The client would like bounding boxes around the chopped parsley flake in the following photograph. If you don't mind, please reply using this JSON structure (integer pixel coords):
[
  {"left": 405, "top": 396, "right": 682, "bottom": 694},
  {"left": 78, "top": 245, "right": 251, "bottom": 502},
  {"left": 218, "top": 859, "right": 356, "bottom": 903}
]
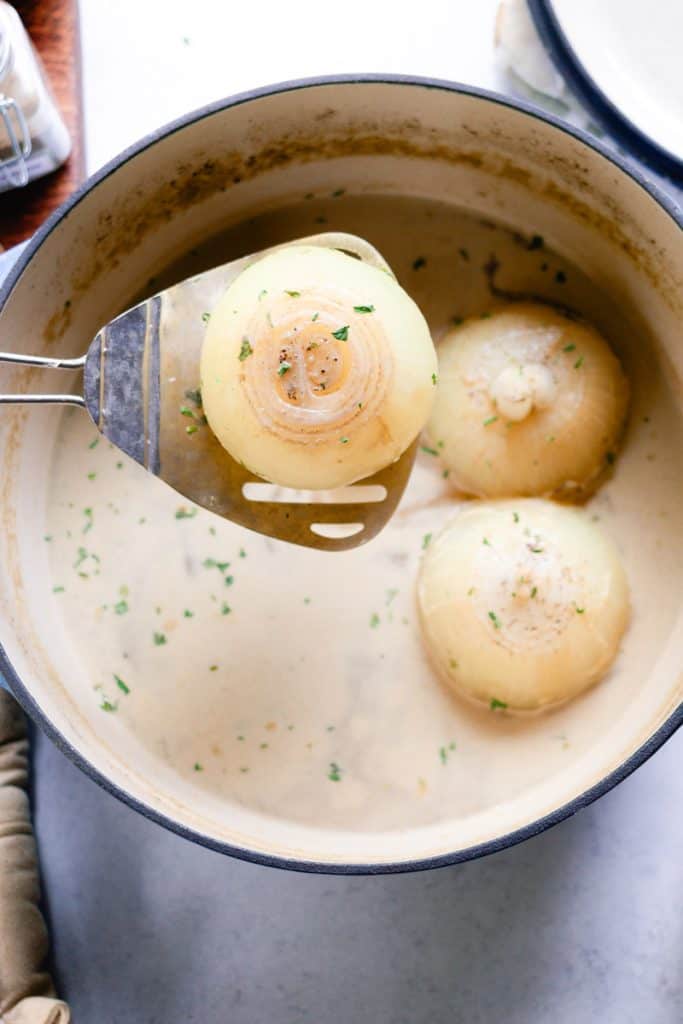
[
  {"left": 277, "top": 361, "right": 292, "bottom": 376},
  {"left": 311, "top": 312, "right": 320, "bottom": 321},
  {"left": 490, "top": 697, "right": 508, "bottom": 710},
  {"left": 483, "top": 415, "right": 498, "bottom": 426},
  {"left": 422, "top": 533, "right": 432, "bottom": 550},
  {"left": 528, "top": 544, "right": 544, "bottom": 554},
  {"left": 179, "top": 405, "right": 194, "bottom": 417},
  {"left": 449, "top": 658, "right": 458, "bottom": 669},
  {"left": 370, "top": 612, "right": 380, "bottom": 628},
  {"left": 183, "top": 609, "right": 194, "bottom": 618},
  {"left": 209, "top": 665, "right": 218, "bottom": 672},
  {"left": 82, "top": 508, "right": 93, "bottom": 534},
  {"left": 114, "top": 674, "right": 130, "bottom": 694},
  {"left": 239, "top": 548, "right": 246, "bottom": 558},
  {"left": 224, "top": 575, "right": 234, "bottom": 587},
  {"left": 339, "top": 436, "right": 349, "bottom": 445},
  {"left": 194, "top": 762, "right": 203, "bottom": 771},
  {"left": 201, "top": 312, "right": 211, "bottom": 324},
  {"left": 421, "top": 445, "right": 439, "bottom": 456},
  {"left": 221, "top": 602, "right": 231, "bottom": 615},
  {"left": 439, "top": 746, "right": 448, "bottom": 765},
  {"left": 175, "top": 506, "right": 197, "bottom": 519},
  {"left": 88, "top": 438, "right": 99, "bottom": 449},
  {"left": 513, "top": 512, "right": 519, "bottom": 523},
  {"left": 332, "top": 325, "right": 349, "bottom": 341},
  {"left": 531, "top": 586, "right": 538, "bottom": 599},
  {"left": 385, "top": 588, "right": 399, "bottom": 606},
  {"left": 100, "top": 698, "right": 118, "bottom": 712},
  {"left": 203, "top": 558, "right": 230, "bottom": 572},
  {"left": 186, "top": 424, "right": 199, "bottom": 435},
  {"left": 153, "top": 632, "right": 167, "bottom": 646},
  {"left": 328, "top": 762, "right": 342, "bottom": 782},
  {"left": 432, "top": 372, "right": 438, "bottom": 386},
  {"left": 87, "top": 472, "right": 96, "bottom": 481},
  {"left": 563, "top": 343, "right": 576, "bottom": 352},
  {"left": 353, "top": 305, "right": 375, "bottom": 314},
  {"left": 114, "top": 600, "right": 129, "bottom": 615},
  {"left": 238, "top": 338, "right": 253, "bottom": 361},
  {"left": 574, "top": 356, "right": 584, "bottom": 369},
  {"left": 482, "top": 537, "right": 491, "bottom": 546},
  {"left": 575, "top": 605, "right": 585, "bottom": 614},
  {"left": 488, "top": 610, "right": 501, "bottom": 629},
  {"left": 52, "top": 585, "right": 65, "bottom": 594},
  {"left": 285, "top": 290, "right": 301, "bottom": 297},
  {"left": 258, "top": 289, "right": 268, "bottom": 300}
]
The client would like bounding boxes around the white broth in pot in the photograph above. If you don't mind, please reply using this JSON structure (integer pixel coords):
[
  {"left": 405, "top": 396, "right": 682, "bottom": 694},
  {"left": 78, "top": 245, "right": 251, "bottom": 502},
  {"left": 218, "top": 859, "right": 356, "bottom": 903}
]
[{"left": 44, "top": 194, "right": 683, "bottom": 832}]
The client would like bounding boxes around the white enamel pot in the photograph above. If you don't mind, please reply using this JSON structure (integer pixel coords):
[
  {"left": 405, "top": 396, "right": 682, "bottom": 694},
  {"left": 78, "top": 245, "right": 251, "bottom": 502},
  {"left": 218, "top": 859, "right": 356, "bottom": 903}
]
[{"left": 1, "top": 76, "right": 681, "bottom": 873}]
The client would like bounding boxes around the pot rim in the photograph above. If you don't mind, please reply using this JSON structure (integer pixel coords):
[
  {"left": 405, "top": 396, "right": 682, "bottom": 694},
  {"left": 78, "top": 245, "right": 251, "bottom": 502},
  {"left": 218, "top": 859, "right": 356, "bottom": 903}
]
[{"left": 2, "top": 73, "right": 682, "bottom": 875}]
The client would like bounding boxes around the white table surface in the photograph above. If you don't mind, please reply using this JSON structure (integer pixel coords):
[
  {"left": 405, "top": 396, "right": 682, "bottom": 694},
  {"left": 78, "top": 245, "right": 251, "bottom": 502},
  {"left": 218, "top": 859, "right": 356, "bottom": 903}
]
[{"left": 31, "top": 2, "right": 683, "bottom": 1021}]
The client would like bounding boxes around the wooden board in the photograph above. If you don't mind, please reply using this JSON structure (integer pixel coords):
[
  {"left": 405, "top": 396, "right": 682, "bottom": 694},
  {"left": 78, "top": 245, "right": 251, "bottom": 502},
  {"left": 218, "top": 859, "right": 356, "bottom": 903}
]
[{"left": 0, "top": 0, "right": 84, "bottom": 249}]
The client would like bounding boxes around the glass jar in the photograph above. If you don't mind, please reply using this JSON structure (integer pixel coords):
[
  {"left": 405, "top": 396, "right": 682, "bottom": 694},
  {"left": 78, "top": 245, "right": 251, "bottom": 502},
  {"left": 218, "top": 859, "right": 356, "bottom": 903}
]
[{"left": 0, "top": 1, "right": 70, "bottom": 192}]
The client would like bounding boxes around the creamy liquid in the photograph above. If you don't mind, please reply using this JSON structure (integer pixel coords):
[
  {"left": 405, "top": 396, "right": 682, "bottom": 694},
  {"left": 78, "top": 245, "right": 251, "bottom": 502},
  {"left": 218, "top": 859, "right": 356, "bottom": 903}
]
[{"left": 46, "top": 195, "right": 683, "bottom": 832}]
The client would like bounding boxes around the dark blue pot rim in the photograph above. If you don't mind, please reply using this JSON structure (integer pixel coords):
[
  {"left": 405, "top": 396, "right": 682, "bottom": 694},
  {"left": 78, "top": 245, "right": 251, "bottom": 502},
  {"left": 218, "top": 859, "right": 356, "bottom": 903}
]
[
  {"left": 1, "top": 73, "right": 682, "bottom": 875},
  {"left": 528, "top": 0, "right": 683, "bottom": 182}
]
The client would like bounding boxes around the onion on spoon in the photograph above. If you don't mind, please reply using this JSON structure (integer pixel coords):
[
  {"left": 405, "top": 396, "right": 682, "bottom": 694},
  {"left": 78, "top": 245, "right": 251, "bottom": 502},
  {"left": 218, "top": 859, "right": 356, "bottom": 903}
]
[{"left": 200, "top": 245, "right": 437, "bottom": 489}]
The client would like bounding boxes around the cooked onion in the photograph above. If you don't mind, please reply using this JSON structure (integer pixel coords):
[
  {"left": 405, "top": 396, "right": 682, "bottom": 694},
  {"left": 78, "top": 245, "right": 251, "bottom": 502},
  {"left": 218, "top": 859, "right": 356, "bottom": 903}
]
[
  {"left": 417, "top": 499, "right": 630, "bottom": 711},
  {"left": 200, "top": 245, "right": 437, "bottom": 489},
  {"left": 428, "top": 303, "right": 630, "bottom": 498}
]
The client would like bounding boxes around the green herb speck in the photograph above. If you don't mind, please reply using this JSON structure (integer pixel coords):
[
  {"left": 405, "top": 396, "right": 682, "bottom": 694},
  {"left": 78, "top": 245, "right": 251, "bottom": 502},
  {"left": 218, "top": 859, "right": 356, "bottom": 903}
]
[
  {"left": 114, "top": 600, "right": 128, "bottom": 615},
  {"left": 575, "top": 605, "right": 585, "bottom": 614},
  {"left": 421, "top": 445, "right": 439, "bottom": 456},
  {"left": 221, "top": 602, "right": 231, "bottom": 615},
  {"left": 183, "top": 609, "right": 194, "bottom": 618},
  {"left": 52, "top": 585, "right": 65, "bottom": 594},
  {"left": 328, "top": 762, "right": 342, "bottom": 781},
  {"left": 153, "top": 632, "right": 167, "bottom": 646},
  {"left": 483, "top": 415, "right": 498, "bottom": 426},
  {"left": 239, "top": 547, "right": 246, "bottom": 558},
  {"left": 488, "top": 610, "right": 501, "bottom": 629},
  {"left": 354, "top": 305, "right": 375, "bottom": 314},
  {"left": 339, "top": 436, "right": 349, "bottom": 445},
  {"left": 201, "top": 312, "right": 211, "bottom": 324},
  {"left": 87, "top": 472, "right": 96, "bottom": 481},
  {"left": 238, "top": 337, "right": 253, "bottom": 361},
  {"left": 209, "top": 664, "right": 218, "bottom": 672},
  {"left": 114, "top": 674, "right": 130, "bottom": 694},
  {"left": 100, "top": 698, "right": 118, "bottom": 712},
  {"left": 311, "top": 312, "right": 320, "bottom": 321},
  {"left": 563, "top": 343, "right": 576, "bottom": 352},
  {"left": 88, "top": 438, "right": 99, "bottom": 449},
  {"left": 513, "top": 512, "right": 520, "bottom": 523},
  {"left": 422, "top": 533, "right": 432, "bottom": 550},
  {"left": 285, "top": 290, "right": 301, "bottom": 297},
  {"left": 277, "top": 361, "right": 292, "bottom": 376},
  {"left": 332, "top": 325, "right": 349, "bottom": 341},
  {"left": 370, "top": 613, "right": 380, "bottom": 629},
  {"left": 175, "top": 506, "right": 197, "bottom": 519},
  {"left": 186, "top": 424, "right": 199, "bottom": 435},
  {"left": 490, "top": 697, "right": 508, "bottom": 710}
]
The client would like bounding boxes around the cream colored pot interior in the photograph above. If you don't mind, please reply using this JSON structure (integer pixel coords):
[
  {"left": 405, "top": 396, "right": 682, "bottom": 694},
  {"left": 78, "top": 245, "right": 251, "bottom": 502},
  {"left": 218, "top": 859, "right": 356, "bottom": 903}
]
[{"left": 1, "top": 81, "right": 681, "bottom": 868}]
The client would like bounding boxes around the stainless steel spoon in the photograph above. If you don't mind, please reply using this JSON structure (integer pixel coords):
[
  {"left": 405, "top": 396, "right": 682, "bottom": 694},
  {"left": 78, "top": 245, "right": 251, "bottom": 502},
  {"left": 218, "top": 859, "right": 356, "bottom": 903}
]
[{"left": 0, "top": 233, "right": 417, "bottom": 552}]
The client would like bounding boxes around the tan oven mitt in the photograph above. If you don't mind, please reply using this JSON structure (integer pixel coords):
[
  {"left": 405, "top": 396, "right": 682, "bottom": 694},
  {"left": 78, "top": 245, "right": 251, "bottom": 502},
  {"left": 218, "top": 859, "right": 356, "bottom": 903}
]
[{"left": 0, "top": 690, "right": 69, "bottom": 1024}]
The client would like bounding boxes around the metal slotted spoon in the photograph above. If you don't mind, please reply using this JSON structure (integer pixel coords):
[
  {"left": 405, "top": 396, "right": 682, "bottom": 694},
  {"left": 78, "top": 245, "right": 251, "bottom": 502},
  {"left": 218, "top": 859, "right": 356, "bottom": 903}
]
[{"left": 0, "top": 233, "right": 417, "bottom": 552}]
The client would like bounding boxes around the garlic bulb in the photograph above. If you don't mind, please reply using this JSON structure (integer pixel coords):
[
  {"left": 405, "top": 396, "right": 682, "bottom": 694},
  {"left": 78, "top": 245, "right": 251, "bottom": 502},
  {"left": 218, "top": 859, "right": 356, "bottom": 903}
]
[
  {"left": 428, "top": 303, "right": 629, "bottom": 498},
  {"left": 417, "top": 499, "right": 629, "bottom": 711},
  {"left": 200, "top": 245, "right": 437, "bottom": 489}
]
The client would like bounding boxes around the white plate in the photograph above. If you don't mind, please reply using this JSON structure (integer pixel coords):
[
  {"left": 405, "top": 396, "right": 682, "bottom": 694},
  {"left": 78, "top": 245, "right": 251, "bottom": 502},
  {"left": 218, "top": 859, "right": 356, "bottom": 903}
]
[{"left": 529, "top": 0, "right": 683, "bottom": 175}]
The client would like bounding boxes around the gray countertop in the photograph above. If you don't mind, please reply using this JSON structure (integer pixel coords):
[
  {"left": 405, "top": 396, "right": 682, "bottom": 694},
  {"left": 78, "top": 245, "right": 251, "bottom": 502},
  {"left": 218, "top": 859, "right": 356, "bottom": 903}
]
[{"left": 34, "top": 723, "right": 682, "bottom": 1023}]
